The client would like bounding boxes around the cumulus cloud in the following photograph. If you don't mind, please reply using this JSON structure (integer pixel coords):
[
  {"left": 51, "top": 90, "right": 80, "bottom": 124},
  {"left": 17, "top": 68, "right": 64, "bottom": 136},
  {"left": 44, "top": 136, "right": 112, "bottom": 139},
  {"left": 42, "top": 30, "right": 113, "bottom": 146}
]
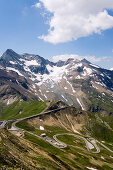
[
  {"left": 37, "top": 0, "right": 113, "bottom": 44},
  {"left": 52, "top": 54, "right": 110, "bottom": 63},
  {"left": 110, "top": 68, "right": 113, "bottom": 71},
  {"left": 85, "top": 56, "right": 110, "bottom": 63},
  {"left": 53, "top": 54, "right": 81, "bottom": 62},
  {"left": 32, "top": 3, "right": 41, "bottom": 8}
]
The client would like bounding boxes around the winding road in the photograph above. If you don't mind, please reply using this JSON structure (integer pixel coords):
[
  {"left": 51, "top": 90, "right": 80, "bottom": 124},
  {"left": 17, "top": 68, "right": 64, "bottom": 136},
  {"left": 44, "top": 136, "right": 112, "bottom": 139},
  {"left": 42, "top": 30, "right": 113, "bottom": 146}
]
[
  {"left": 1, "top": 106, "right": 113, "bottom": 154},
  {"left": 53, "top": 133, "right": 100, "bottom": 153}
]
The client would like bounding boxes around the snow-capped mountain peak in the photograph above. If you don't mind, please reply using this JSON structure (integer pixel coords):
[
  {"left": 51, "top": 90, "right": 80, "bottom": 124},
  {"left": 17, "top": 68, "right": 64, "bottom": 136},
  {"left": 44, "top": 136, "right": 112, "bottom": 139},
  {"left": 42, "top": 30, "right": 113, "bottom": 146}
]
[{"left": 0, "top": 49, "right": 113, "bottom": 110}]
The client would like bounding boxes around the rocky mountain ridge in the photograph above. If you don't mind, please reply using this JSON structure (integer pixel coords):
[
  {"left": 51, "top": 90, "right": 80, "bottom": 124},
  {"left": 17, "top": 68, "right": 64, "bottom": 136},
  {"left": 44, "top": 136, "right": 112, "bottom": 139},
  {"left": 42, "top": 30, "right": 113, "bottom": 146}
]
[{"left": 0, "top": 49, "right": 113, "bottom": 113}]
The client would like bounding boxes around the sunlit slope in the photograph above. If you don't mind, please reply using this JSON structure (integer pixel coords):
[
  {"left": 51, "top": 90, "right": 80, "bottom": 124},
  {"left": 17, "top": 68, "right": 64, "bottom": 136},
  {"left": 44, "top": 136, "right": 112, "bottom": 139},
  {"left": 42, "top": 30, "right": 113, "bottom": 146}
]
[{"left": 0, "top": 100, "right": 47, "bottom": 120}]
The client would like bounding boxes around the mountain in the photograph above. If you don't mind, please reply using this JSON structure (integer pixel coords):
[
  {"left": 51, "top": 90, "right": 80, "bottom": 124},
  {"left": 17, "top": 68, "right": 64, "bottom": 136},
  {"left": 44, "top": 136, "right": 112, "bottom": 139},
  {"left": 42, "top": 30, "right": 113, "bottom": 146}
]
[
  {"left": 81, "top": 58, "right": 91, "bottom": 64},
  {"left": 0, "top": 50, "right": 113, "bottom": 169},
  {"left": 0, "top": 49, "right": 113, "bottom": 114},
  {"left": 0, "top": 68, "right": 38, "bottom": 105}
]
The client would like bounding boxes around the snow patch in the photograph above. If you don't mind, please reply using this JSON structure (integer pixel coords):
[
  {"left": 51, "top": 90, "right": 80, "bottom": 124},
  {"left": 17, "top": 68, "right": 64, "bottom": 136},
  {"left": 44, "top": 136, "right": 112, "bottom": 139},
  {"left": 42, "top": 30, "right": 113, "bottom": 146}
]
[
  {"left": 77, "top": 98, "right": 85, "bottom": 110},
  {"left": 25, "top": 60, "right": 40, "bottom": 66},
  {"left": 107, "top": 75, "right": 111, "bottom": 79},
  {"left": 32, "top": 84, "right": 36, "bottom": 89},
  {"left": 95, "top": 81, "right": 106, "bottom": 87},
  {"left": 19, "top": 58, "right": 25, "bottom": 62},
  {"left": 36, "top": 64, "right": 69, "bottom": 87},
  {"left": 10, "top": 61, "right": 17, "bottom": 65},
  {"left": 90, "top": 64, "right": 100, "bottom": 68},
  {"left": 7, "top": 100, "right": 10, "bottom": 105},
  {"left": 39, "top": 89, "right": 43, "bottom": 96},
  {"left": 82, "top": 66, "right": 92, "bottom": 76},
  {"left": 63, "top": 76, "right": 76, "bottom": 93},
  {"left": 100, "top": 73, "right": 104, "bottom": 77},
  {"left": 44, "top": 94, "right": 47, "bottom": 99},
  {"left": 61, "top": 95, "right": 68, "bottom": 102},
  {"left": 69, "top": 63, "right": 83, "bottom": 71},
  {"left": 92, "top": 84, "right": 98, "bottom": 90},
  {"left": 6, "top": 67, "right": 23, "bottom": 76},
  {"left": 76, "top": 75, "right": 81, "bottom": 79},
  {"left": 38, "top": 96, "right": 44, "bottom": 101}
]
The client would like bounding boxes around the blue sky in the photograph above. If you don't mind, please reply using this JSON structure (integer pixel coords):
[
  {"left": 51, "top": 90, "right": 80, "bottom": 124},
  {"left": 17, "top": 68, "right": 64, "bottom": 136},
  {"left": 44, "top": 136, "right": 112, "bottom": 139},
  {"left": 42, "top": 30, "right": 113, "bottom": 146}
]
[{"left": 0, "top": 0, "right": 113, "bottom": 69}]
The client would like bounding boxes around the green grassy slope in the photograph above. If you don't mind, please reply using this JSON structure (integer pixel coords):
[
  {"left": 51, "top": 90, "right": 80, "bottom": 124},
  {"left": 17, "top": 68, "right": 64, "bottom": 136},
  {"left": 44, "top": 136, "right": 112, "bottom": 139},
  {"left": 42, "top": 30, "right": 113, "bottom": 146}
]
[
  {"left": 0, "top": 100, "right": 47, "bottom": 120},
  {"left": 83, "top": 111, "right": 113, "bottom": 143},
  {"left": 0, "top": 129, "right": 61, "bottom": 170}
]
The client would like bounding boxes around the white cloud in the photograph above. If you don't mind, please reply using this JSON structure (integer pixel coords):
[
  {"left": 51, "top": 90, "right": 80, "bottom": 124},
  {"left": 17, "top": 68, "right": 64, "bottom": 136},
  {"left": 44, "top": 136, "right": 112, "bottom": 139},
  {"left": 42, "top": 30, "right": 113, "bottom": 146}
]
[
  {"left": 38, "top": 0, "right": 113, "bottom": 44},
  {"left": 32, "top": 3, "right": 41, "bottom": 8},
  {"left": 53, "top": 54, "right": 81, "bottom": 62},
  {"left": 85, "top": 56, "right": 109, "bottom": 63},
  {"left": 52, "top": 54, "right": 110, "bottom": 63},
  {"left": 110, "top": 68, "right": 113, "bottom": 70}
]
